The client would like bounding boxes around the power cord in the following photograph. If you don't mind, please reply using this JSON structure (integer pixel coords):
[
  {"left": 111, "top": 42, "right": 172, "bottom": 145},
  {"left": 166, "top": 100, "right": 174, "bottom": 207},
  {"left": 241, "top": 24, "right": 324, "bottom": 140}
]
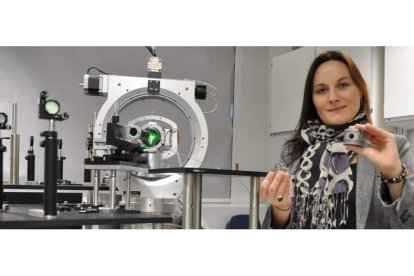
[
  {"left": 86, "top": 66, "right": 109, "bottom": 75},
  {"left": 145, "top": 46, "right": 157, "bottom": 57}
]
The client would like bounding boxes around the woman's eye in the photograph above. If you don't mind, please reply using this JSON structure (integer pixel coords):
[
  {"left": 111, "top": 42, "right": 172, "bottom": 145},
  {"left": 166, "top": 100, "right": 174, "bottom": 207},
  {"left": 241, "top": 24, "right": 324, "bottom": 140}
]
[
  {"left": 315, "top": 87, "right": 327, "bottom": 94},
  {"left": 338, "top": 82, "right": 350, "bottom": 89}
]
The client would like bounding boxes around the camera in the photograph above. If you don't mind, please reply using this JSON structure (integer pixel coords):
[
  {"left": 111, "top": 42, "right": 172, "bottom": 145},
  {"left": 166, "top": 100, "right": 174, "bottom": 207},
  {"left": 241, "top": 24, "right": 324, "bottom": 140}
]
[{"left": 343, "top": 127, "right": 364, "bottom": 146}]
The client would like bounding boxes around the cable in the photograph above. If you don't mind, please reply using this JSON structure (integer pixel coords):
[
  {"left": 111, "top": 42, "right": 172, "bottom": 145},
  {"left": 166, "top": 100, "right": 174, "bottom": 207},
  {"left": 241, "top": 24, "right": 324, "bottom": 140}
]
[
  {"left": 163, "top": 128, "right": 177, "bottom": 145},
  {"left": 145, "top": 46, "right": 153, "bottom": 56},
  {"left": 176, "top": 149, "right": 183, "bottom": 167},
  {"left": 231, "top": 175, "right": 252, "bottom": 194},
  {"left": 203, "top": 97, "right": 218, "bottom": 114},
  {"left": 145, "top": 46, "right": 157, "bottom": 57},
  {"left": 176, "top": 151, "right": 214, "bottom": 168},
  {"left": 86, "top": 66, "right": 109, "bottom": 75}
]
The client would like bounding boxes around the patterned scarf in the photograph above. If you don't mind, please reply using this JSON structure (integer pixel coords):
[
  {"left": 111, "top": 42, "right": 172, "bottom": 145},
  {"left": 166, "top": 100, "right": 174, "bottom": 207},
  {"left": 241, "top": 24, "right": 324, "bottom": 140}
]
[{"left": 291, "top": 108, "right": 367, "bottom": 229}]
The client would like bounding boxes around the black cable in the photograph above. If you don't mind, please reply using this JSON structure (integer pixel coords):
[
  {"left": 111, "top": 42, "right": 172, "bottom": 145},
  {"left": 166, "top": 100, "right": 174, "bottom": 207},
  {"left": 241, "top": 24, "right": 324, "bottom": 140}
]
[
  {"left": 145, "top": 46, "right": 157, "bottom": 57},
  {"left": 145, "top": 46, "right": 153, "bottom": 55},
  {"left": 86, "top": 66, "right": 109, "bottom": 75}
]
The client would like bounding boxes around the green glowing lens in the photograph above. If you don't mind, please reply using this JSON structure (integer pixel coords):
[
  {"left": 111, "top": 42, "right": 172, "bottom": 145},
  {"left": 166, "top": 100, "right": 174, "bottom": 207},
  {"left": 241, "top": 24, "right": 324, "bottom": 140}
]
[
  {"left": 142, "top": 128, "right": 161, "bottom": 147},
  {"left": 45, "top": 100, "right": 60, "bottom": 115}
]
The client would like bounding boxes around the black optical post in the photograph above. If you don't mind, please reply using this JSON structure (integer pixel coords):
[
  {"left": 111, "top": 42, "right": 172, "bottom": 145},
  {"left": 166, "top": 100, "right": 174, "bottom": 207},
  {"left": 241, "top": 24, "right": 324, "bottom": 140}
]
[
  {"left": 25, "top": 136, "right": 35, "bottom": 181},
  {"left": 38, "top": 91, "right": 69, "bottom": 218},
  {"left": 0, "top": 112, "right": 11, "bottom": 211}
]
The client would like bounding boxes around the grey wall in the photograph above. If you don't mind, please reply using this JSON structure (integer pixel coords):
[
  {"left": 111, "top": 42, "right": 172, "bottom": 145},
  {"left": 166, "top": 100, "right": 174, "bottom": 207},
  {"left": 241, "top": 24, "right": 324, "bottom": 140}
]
[{"left": 0, "top": 47, "right": 235, "bottom": 198}]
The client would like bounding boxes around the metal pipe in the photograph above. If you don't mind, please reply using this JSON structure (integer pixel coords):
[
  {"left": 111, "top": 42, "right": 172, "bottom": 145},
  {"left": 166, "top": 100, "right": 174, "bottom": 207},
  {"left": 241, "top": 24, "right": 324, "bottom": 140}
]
[
  {"left": 249, "top": 176, "right": 260, "bottom": 229},
  {"left": 49, "top": 119, "right": 55, "bottom": 132},
  {"left": 10, "top": 102, "right": 19, "bottom": 184},
  {"left": 192, "top": 174, "right": 202, "bottom": 229},
  {"left": 125, "top": 171, "right": 131, "bottom": 210},
  {"left": 12, "top": 103, "right": 17, "bottom": 134},
  {"left": 92, "top": 169, "right": 100, "bottom": 205},
  {"left": 87, "top": 190, "right": 93, "bottom": 205},
  {"left": 109, "top": 169, "right": 116, "bottom": 209},
  {"left": 182, "top": 173, "right": 195, "bottom": 229}
]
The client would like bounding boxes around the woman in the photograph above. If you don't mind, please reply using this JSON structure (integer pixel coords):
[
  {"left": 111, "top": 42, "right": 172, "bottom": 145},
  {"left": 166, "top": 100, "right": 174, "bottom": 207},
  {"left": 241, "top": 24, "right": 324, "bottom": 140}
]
[{"left": 261, "top": 50, "right": 414, "bottom": 229}]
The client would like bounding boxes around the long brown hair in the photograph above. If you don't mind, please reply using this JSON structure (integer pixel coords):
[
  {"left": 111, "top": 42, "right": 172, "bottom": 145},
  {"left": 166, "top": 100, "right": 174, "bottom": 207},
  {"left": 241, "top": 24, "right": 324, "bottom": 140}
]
[{"left": 283, "top": 50, "right": 372, "bottom": 166}]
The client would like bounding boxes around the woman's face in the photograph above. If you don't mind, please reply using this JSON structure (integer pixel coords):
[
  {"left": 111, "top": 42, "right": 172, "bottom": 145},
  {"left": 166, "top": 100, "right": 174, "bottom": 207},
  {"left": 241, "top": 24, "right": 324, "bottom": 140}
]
[{"left": 312, "top": 60, "right": 361, "bottom": 126}]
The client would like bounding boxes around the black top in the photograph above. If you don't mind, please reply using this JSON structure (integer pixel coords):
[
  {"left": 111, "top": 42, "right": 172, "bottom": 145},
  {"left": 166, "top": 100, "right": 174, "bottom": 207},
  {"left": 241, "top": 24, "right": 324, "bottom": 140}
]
[{"left": 343, "top": 163, "right": 356, "bottom": 229}]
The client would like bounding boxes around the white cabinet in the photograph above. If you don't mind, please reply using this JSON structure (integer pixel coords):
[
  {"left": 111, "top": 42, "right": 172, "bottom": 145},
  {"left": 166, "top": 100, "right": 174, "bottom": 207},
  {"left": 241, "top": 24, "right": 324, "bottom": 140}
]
[
  {"left": 384, "top": 47, "right": 414, "bottom": 129},
  {"left": 270, "top": 47, "right": 316, "bottom": 134}
]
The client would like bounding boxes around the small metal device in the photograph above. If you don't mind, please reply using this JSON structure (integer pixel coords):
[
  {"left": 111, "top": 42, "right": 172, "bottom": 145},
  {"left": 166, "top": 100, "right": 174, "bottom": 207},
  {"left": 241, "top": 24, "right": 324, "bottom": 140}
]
[
  {"left": 271, "top": 163, "right": 288, "bottom": 203},
  {"left": 343, "top": 127, "right": 364, "bottom": 146},
  {"left": 272, "top": 162, "right": 288, "bottom": 173}
]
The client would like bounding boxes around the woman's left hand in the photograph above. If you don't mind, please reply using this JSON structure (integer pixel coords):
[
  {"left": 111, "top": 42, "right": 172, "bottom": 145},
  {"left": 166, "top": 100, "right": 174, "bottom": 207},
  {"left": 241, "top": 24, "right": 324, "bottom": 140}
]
[{"left": 345, "top": 123, "right": 402, "bottom": 178}]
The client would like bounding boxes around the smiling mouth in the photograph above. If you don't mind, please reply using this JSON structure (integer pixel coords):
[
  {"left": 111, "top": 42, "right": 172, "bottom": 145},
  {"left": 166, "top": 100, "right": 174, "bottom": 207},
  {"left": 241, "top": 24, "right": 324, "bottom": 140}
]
[{"left": 329, "top": 106, "right": 345, "bottom": 112}]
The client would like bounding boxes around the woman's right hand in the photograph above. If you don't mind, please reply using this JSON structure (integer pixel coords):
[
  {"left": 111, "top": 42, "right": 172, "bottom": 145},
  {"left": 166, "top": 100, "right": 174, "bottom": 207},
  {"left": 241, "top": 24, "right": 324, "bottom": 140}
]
[
  {"left": 260, "top": 171, "right": 292, "bottom": 228},
  {"left": 260, "top": 171, "right": 292, "bottom": 210}
]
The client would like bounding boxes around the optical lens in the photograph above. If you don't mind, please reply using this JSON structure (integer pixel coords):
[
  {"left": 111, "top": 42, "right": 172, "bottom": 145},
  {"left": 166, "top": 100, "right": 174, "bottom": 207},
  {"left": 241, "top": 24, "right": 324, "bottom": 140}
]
[{"left": 45, "top": 100, "right": 60, "bottom": 115}]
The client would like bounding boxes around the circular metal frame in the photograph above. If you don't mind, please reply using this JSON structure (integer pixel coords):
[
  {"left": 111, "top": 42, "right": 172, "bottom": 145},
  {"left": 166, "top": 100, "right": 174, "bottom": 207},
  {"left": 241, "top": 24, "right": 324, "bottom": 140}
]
[{"left": 92, "top": 76, "right": 208, "bottom": 193}]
